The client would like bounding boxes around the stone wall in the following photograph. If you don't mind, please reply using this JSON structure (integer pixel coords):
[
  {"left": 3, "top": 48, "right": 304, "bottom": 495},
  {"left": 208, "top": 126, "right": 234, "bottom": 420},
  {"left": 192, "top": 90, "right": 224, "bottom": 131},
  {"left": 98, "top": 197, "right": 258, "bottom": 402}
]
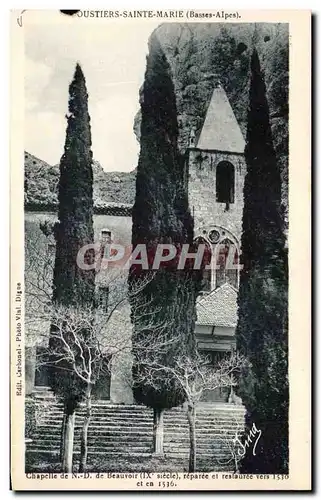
[
  {"left": 104, "top": 304, "right": 134, "bottom": 405},
  {"left": 110, "top": 350, "right": 134, "bottom": 405},
  {"left": 25, "top": 347, "right": 36, "bottom": 395},
  {"left": 25, "top": 397, "right": 36, "bottom": 438},
  {"left": 24, "top": 211, "right": 133, "bottom": 402}
]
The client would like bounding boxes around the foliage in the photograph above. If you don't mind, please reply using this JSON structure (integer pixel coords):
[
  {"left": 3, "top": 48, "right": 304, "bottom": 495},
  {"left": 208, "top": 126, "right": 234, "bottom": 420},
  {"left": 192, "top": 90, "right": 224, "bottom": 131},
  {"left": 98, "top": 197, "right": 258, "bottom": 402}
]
[
  {"left": 49, "top": 63, "right": 96, "bottom": 412},
  {"left": 235, "top": 49, "right": 288, "bottom": 474},
  {"left": 52, "top": 63, "right": 95, "bottom": 307},
  {"left": 129, "top": 33, "right": 201, "bottom": 410}
]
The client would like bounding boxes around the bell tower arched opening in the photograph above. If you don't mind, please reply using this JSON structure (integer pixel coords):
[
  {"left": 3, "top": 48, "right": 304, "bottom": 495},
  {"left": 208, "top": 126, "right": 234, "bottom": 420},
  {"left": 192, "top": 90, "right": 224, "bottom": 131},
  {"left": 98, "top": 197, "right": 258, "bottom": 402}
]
[{"left": 216, "top": 161, "right": 235, "bottom": 208}]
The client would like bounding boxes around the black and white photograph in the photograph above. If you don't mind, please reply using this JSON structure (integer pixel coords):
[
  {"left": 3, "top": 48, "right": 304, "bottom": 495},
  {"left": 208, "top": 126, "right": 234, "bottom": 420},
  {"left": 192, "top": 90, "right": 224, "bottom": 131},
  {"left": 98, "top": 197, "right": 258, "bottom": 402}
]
[{"left": 10, "top": 9, "right": 311, "bottom": 491}]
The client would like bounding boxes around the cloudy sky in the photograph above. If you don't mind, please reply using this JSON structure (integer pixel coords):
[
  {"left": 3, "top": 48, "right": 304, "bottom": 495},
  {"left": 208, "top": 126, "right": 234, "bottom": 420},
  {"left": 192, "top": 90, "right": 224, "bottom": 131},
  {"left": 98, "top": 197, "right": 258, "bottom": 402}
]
[{"left": 25, "top": 13, "right": 159, "bottom": 172}]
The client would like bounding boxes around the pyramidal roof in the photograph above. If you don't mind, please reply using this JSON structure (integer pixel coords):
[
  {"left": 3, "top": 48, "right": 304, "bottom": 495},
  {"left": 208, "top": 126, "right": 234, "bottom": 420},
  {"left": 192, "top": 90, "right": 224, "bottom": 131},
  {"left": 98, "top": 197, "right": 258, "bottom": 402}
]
[{"left": 196, "top": 85, "right": 245, "bottom": 153}]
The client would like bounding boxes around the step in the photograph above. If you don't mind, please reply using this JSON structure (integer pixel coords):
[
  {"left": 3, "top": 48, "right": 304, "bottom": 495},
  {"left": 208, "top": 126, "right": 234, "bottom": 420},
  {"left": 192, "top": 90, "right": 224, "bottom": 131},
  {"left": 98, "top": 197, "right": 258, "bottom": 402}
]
[
  {"left": 163, "top": 444, "right": 236, "bottom": 452},
  {"left": 30, "top": 435, "right": 237, "bottom": 447},
  {"left": 37, "top": 409, "right": 242, "bottom": 416},
  {"left": 33, "top": 412, "right": 245, "bottom": 421},
  {"left": 30, "top": 436, "right": 235, "bottom": 449},
  {"left": 30, "top": 434, "right": 153, "bottom": 444},
  {"left": 35, "top": 427, "right": 242, "bottom": 439},
  {"left": 26, "top": 449, "right": 154, "bottom": 458},
  {"left": 33, "top": 426, "right": 242, "bottom": 436},
  {"left": 36, "top": 422, "right": 244, "bottom": 433},
  {"left": 27, "top": 445, "right": 235, "bottom": 460},
  {"left": 34, "top": 423, "right": 243, "bottom": 433},
  {"left": 33, "top": 428, "right": 154, "bottom": 437},
  {"left": 30, "top": 439, "right": 235, "bottom": 449},
  {"left": 27, "top": 400, "right": 245, "bottom": 472},
  {"left": 31, "top": 401, "right": 245, "bottom": 412},
  {"left": 27, "top": 445, "right": 235, "bottom": 459},
  {"left": 37, "top": 422, "right": 244, "bottom": 433},
  {"left": 75, "top": 414, "right": 245, "bottom": 422},
  {"left": 37, "top": 423, "right": 155, "bottom": 432},
  {"left": 29, "top": 444, "right": 154, "bottom": 453}
]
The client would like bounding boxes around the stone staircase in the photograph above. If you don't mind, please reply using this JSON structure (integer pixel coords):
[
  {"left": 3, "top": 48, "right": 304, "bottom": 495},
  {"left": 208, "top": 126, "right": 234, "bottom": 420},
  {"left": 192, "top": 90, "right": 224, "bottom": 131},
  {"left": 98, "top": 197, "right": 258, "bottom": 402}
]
[{"left": 26, "top": 389, "right": 245, "bottom": 471}]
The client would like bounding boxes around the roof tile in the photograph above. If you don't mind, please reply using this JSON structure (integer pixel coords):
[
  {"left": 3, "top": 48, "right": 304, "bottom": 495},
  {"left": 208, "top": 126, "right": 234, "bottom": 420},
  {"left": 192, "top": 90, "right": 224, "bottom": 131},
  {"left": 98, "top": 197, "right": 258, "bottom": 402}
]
[{"left": 196, "top": 283, "right": 238, "bottom": 327}]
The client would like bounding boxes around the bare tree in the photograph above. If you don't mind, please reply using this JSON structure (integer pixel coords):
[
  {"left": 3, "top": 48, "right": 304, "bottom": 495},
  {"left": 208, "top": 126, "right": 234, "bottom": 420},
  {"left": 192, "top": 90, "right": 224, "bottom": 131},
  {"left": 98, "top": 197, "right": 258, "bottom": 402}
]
[
  {"left": 25, "top": 231, "right": 175, "bottom": 471},
  {"left": 43, "top": 297, "right": 175, "bottom": 471},
  {"left": 134, "top": 350, "right": 246, "bottom": 472},
  {"left": 42, "top": 304, "right": 112, "bottom": 472},
  {"left": 25, "top": 226, "right": 244, "bottom": 473}
]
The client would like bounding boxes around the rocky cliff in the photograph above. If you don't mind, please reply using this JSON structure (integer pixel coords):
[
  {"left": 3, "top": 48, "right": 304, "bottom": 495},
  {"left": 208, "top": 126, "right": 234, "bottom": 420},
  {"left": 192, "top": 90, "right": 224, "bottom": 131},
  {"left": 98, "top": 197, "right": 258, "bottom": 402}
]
[
  {"left": 24, "top": 151, "right": 136, "bottom": 209},
  {"left": 135, "top": 23, "right": 289, "bottom": 216},
  {"left": 25, "top": 23, "right": 288, "bottom": 215}
]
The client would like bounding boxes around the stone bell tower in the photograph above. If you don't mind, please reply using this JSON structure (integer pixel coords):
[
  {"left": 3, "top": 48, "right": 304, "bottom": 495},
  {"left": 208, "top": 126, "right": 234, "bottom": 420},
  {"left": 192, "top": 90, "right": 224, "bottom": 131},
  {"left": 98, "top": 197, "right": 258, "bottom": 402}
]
[{"left": 187, "top": 83, "right": 247, "bottom": 291}]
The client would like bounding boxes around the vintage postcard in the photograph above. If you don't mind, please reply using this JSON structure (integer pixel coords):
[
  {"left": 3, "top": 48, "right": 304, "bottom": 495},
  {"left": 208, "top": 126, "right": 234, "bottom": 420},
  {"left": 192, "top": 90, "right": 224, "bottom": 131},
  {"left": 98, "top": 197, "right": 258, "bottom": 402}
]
[{"left": 10, "top": 9, "right": 311, "bottom": 491}]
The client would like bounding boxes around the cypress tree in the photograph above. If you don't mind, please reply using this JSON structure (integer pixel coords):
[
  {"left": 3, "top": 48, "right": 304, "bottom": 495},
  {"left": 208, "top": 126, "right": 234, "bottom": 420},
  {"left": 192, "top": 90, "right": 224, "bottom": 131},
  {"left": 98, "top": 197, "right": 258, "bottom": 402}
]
[
  {"left": 129, "top": 34, "right": 200, "bottom": 429},
  {"left": 48, "top": 64, "right": 96, "bottom": 469},
  {"left": 236, "top": 49, "right": 288, "bottom": 473},
  {"left": 52, "top": 63, "right": 95, "bottom": 310}
]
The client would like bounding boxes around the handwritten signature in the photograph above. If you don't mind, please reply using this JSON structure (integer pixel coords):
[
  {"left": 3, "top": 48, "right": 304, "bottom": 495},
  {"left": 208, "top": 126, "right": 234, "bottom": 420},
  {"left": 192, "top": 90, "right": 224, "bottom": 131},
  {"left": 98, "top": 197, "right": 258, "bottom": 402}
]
[{"left": 233, "top": 422, "right": 262, "bottom": 457}]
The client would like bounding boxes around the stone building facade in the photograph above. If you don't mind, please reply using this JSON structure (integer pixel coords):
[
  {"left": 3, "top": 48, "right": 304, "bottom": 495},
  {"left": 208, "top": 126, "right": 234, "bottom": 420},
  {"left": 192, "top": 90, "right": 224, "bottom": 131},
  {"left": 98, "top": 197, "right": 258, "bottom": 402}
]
[
  {"left": 25, "top": 83, "right": 246, "bottom": 404},
  {"left": 186, "top": 83, "right": 246, "bottom": 401},
  {"left": 24, "top": 210, "right": 134, "bottom": 404}
]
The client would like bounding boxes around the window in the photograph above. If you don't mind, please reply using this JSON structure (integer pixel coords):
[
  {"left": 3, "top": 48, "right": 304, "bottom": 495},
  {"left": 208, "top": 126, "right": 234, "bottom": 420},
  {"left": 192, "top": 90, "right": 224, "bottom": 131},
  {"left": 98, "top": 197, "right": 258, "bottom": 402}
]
[
  {"left": 194, "top": 232, "right": 240, "bottom": 292},
  {"left": 208, "top": 229, "right": 220, "bottom": 244},
  {"left": 100, "top": 229, "right": 112, "bottom": 243},
  {"left": 97, "top": 286, "right": 109, "bottom": 313},
  {"left": 216, "top": 161, "right": 235, "bottom": 206},
  {"left": 99, "top": 229, "right": 112, "bottom": 264}
]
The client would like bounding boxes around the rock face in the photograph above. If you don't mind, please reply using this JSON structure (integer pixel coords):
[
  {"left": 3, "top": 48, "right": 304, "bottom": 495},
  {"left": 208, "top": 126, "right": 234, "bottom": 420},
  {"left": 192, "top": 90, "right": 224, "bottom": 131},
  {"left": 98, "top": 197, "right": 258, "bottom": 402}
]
[
  {"left": 25, "top": 24, "right": 288, "bottom": 216},
  {"left": 135, "top": 23, "right": 289, "bottom": 217},
  {"left": 24, "top": 152, "right": 59, "bottom": 207}
]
